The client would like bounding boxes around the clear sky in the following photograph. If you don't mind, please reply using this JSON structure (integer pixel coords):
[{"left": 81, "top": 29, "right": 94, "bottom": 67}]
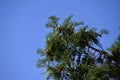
[{"left": 0, "top": 0, "right": 120, "bottom": 80}]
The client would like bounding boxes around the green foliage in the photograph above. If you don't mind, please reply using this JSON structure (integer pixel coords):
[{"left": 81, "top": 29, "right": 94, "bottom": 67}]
[
  {"left": 87, "top": 63, "right": 109, "bottom": 80},
  {"left": 37, "top": 15, "right": 120, "bottom": 80},
  {"left": 107, "top": 34, "right": 120, "bottom": 79},
  {"left": 46, "top": 15, "right": 59, "bottom": 29}
]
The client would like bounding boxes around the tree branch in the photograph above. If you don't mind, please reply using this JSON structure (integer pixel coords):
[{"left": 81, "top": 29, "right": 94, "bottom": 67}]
[{"left": 88, "top": 45, "right": 109, "bottom": 57}]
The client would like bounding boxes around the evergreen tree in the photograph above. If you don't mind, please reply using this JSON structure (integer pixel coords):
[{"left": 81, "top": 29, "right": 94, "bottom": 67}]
[{"left": 37, "top": 15, "right": 119, "bottom": 80}]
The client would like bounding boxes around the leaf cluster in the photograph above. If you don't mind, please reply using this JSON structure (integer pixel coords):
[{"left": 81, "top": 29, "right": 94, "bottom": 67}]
[{"left": 37, "top": 15, "right": 120, "bottom": 80}]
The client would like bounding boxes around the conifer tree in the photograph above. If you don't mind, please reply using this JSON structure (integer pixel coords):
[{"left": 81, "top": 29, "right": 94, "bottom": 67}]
[{"left": 37, "top": 15, "right": 119, "bottom": 80}]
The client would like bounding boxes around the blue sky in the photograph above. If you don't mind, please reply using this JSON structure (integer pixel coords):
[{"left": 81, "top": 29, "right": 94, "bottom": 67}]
[{"left": 0, "top": 0, "right": 120, "bottom": 80}]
